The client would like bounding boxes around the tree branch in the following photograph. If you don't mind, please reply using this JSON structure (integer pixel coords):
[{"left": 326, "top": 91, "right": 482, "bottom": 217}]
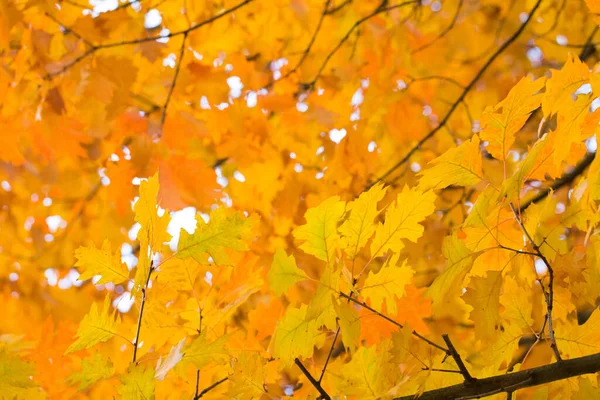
[
  {"left": 368, "top": 0, "right": 544, "bottom": 189},
  {"left": 48, "top": 0, "right": 253, "bottom": 78},
  {"left": 442, "top": 335, "right": 475, "bottom": 383},
  {"left": 160, "top": 32, "right": 187, "bottom": 129},
  {"left": 411, "top": 0, "right": 463, "bottom": 54},
  {"left": 339, "top": 291, "right": 449, "bottom": 354},
  {"left": 193, "top": 377, "right": 228, "bottom": 399},
  {"left": 509, "top": 203, "right": 562, "bottom": 362},
  {"left": 295, "top": 358, "right": 331, "bottom": 400},
  {"left": 132, "top": 261, "right": 154, "bottom": 363},
  {"left": 394, "top": 352, "right": 600, "bottom": 400}
]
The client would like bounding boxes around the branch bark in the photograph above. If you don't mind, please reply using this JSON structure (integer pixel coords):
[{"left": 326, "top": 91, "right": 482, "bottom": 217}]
[{"left": 394, "top": 352, "right": 600, "bottom": 400}]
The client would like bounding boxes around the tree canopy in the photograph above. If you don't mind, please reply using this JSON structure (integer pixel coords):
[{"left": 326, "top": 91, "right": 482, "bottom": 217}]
[{"left": 2, "top": 0, "right": 600, "bottom": 398}]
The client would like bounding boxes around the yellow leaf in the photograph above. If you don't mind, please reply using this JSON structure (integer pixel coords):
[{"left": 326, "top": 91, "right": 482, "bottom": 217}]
[
  {"left": 370, "top": 186, "right": 436, "bottom": 259},
  {"left": 228, "top": 352, "right": 268, "bottom": 399},
  {"left": 74, "top": 239, "right": 129, "bottom": 284},
  {"left": 155, "top": 338, "right": 185, "bottom": 381},
  {"left": 184, "top": 333, "right": 230, "bottom": 370},
  {"left": 271, "top": 305, "right": 319, "bottom": 366},
  {"left": 0, "top": 349, "right": 38, "bottom": 398},
  {"left": 361, "top": 255, "right": 413, "bottom": 315},
  {"left": 338, "top": 340, "right": 397, "bottom": 399},
  {"left": 557, "top": 308, "right": 600, "bottom": 358},
  {"left": 267, "top": 248, "right": 309, "bottom": 296},
  {"left": 306, "top": 264, "right": 339, "bottom": 329},
  {"left": 333, "top": 298, "right": 361, "bottom": 353},
  {"left": 134, "top": 173, "right": 172, "bottom": 251},
  {"left": 66, "top": 294, "right": 121, "bottom": 354},
  {"left": 67, "top": 353, "right": 114, "bottom": 390},
  {"left": 339, "top": 183, "right": 387, "bottom": 259},
  {"left": 480, "top": 76, "right": 545, "bottom": 161},
  {"left": 419, "top": 136, "right": 483, "bottom": 190},
  {"left": 293, "top": 196, "right": 346, "bottom": 263},
  {"left": 500, "top": 276, "right": 533, "bottom": 332},
  {"left": 177, "top": 208, "right": 257, "bottom": 265},
  {"left": 543, "top": 54, "right": 589, "bottom": 117},
  {"left": 463, "top": 271, "right": 502, "bottom": 342},
  {"left": 117, "top": 365, "right": 155, "bottom": 400}
]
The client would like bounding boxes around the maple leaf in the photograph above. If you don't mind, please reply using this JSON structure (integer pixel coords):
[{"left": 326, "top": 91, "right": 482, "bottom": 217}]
[
  {"left": 419, "top": 136, "right": 483, "bottom": 190},
  {"left": 339, "top": 182, "right": 387, "bottom": 259},
  {"left": 479, "top": 76, "right": 545, "bottom": 162},
  {"left": 361, "top": 254, "right": 414, "bottom": 315},
  {"left": 117, "top": 365, "right": 155, "bottom": 400},
  {"left": 177, "top": 207, "right": 257, "bottom": 265},
  {"left": 0, "top": 350, "right": 38, "bottom": 398},
  {"left": 267, "top": 248, "right": 308, "bottom": 296},
  {"left": 183, "top": 333, "right": 230, "bottom": 370},
  {"left": 67, "top": 353, "right": 114, "bottom": 390},
  {"left": 333, "top": 298, "right": 361, "bottom": 353},
  {"left": 293, "top": 196, "right": 346, "bottom": 263},
  {"left": 370, "top": 186, "right": 436, "bottom": 259},
  {"left": 65, "top": 294, "right": 121, "bottom": 354},
  {"left": 74, "top": 239, "right": 129, "bottom": 284},
  {"left": 271, "top": 305, "right": 320, "bottom": 366},
  {"left": 228, "top": 352, "right": 269, "bottom": 399}
]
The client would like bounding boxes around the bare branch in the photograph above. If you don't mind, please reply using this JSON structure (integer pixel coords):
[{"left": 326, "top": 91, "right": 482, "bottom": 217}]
[
  {"left": 132, "top": 261, "right": 154, "bottom": 363},
  {"left": 412, "top": 0, "right": 463, "bottom": 54},
  {"left": 295, "top": 358, "right": 331, "bottom": 400},
  {"left": 368, "top": 0, "right": 544, "bottom": 190},
  {"left": 160, "top": 33, "right": 188, "bottom": 129},
  {"left": 339, "top": 291, "right": 449, "bottom": 354},
  {"left": 509, "top": 203, "right": 561, "bottom": 362}
]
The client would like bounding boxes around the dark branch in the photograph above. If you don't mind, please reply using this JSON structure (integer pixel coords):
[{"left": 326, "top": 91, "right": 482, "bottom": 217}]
[
  {"left": 412, "top": 0, "right": 463, "bottom": 54},
  {"left": 442, "top": 335, "right": 475, "bottom": 383},
  {"left": 368, "top": 0, "right": 544, "bottom": 189},
  {"left": 132, "top": 261, "right": 154, "bottom": 363},
  {"left": 160, "top": 33, "right": 188, "bottom": 129},
  {"left": 394, "top": 352, "right": 600, "bottom": 400},
  {"left": 193, "top": 377, "right": 228, "bottom": 399},
  {"left": 518, "top": 152, "right": 595, "bottom": 213},
  {"left": 295, "top": 358, "right": 331, "bottom": 400},
  {"left": 339, "top": 291, "right": 449, "bottom": 354}
]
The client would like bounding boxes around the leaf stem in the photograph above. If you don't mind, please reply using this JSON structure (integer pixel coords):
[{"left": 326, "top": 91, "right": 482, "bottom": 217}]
[{"left": 132, "top": 261, "right": 154, "bottom": 363}]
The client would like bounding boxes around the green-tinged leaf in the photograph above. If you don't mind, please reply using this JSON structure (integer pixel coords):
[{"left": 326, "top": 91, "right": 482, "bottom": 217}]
[
  {"left": 177, "top": 207, "right": 257, "bottom": 265},
  {"left": 268, "top": 248, "right": 309, "bottom": 296},
  {"left": 66, "top": 294, "right": 121, "bottom": 354},
  {"left": 67, "top": 353, "right": 114, "bottom": 390},
  {"left": 117, "top": 365, "right": 155, "bottom": 400},
  {"left": 293, "top": 196, "right": 346, "bottom": 263},
  {"left": 272, "top": 305, "right": 320, "bottom": 366},
  {"left": 184, "top": 333, "right": 230, "bottom": 369}
]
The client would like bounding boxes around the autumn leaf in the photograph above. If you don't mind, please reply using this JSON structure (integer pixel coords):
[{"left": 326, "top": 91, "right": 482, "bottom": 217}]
[
  {"left": 370, "top": 186, "right": 436, "bottom": 259},
  {"left": 183, "top": 333, "right": 230, "bottom": 370},
  {"left": 66, "top": 294, "right": 122, "bottom": 354},
  {"left": 293, "top": 196, "right": 346, "bottom": 263},
  {"left": 74, "top": 239, "right": 129, "bottom": 284},
  {"left": 419, "top": 136, "right": 483, "bottom": 190},
  {"left": 267, "top": 248, "right": 309, "bottom": 296},
  {"left": 177, "top": 208, "right": 257, "bottom": 265},
  {"left": 361, "top": 254, "right": 413, "bottom": 315},
  {"left": 154, "top": 338, "right": 185, "bottom": 381},
  {"left": 271, "top": 305, "right": 320, "bottom": 366},
  {"left": 67, "top": 353, "right": 115, "bottom": 390},
  {"left": 117, "top": 365, "right": 155, "bottom": 400}
]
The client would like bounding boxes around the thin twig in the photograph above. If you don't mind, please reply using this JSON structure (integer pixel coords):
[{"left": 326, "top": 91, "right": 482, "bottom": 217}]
[
  {"left": 47, "top": 0, "right": 253, "bottom": 78},
  {"left": 160, "top": 33, "right": 188, "bottom": 129},
  {"left": 193, "top": 377, "right": 228, "bottom": 399},
  {"left": 339, "top": 291, "right": 449, "bottom": 354},
  {"left": 295, "top": 358, "right": 331, "bottom": 400},
  {"left": 282, "top": 0, "right": 332, "bottom": 80},
  {"left": 412, "top": 0, "right": 463, "bottom": 54},
  {"left": 302, "top": 0, "right": 418, "bottom": 91},
  {"left": 509, "top": 203, "right": 562, "bottom": 362},
  {"left": 132, "top": 261, "right": 154, "bottom": 363},
  {"left": 368, "top": 0, "right": 544, "bottom": 189}
]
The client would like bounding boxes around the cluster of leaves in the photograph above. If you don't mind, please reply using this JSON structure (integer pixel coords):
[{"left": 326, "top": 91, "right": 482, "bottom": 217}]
[{"left": 3, "top": 0, "right": 600, "bottom": 399}]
